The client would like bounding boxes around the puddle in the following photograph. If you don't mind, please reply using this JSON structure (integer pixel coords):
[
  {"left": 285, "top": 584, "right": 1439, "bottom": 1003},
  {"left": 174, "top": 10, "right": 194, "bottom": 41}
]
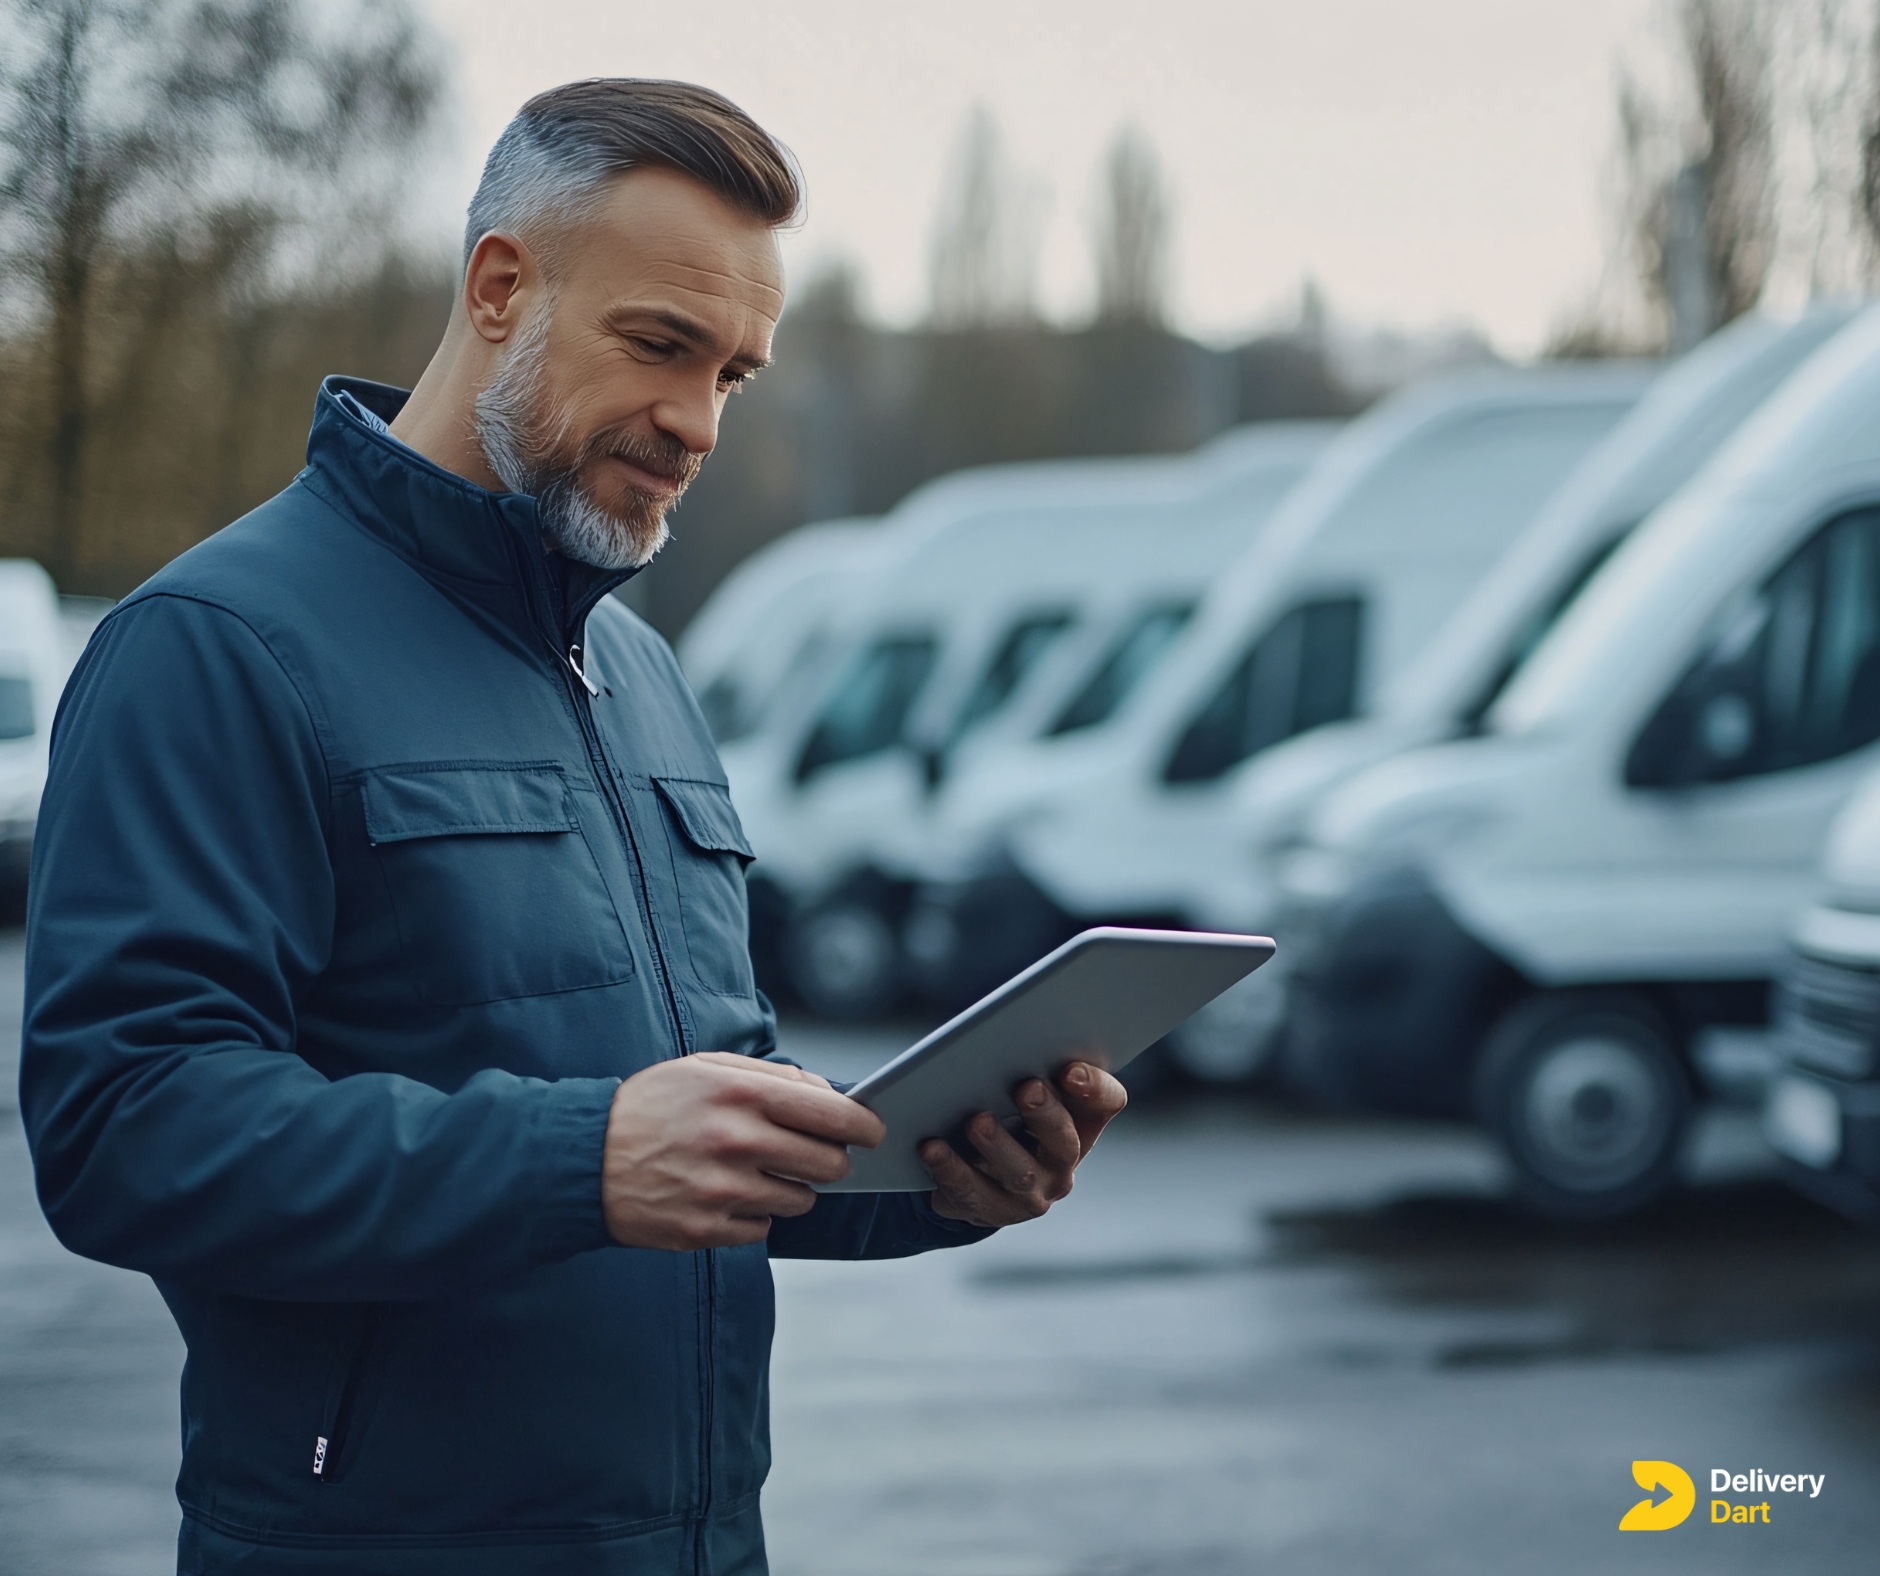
[
  {"left": 1267, "top": 1180, "right": 1880, "bottom": 1362},
  {"left": 972, "top": 1178, "right": 1880, "bottom": 1369}
]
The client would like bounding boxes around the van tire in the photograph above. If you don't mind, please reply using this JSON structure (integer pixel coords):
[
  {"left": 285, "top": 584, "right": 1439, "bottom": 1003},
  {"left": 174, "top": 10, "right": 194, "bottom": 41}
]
[
  {"left": 1475, "top": 990, "right": 1691, "bottom": 1221},
  {"left": 784, "top": 894, "right": 901, "bottom": 1020}
]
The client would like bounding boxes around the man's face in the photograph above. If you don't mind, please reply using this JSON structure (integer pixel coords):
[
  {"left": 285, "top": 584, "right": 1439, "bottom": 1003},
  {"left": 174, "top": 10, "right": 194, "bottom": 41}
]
[{"left": 476, "top": 165, "right": 785, "bottom": 569}]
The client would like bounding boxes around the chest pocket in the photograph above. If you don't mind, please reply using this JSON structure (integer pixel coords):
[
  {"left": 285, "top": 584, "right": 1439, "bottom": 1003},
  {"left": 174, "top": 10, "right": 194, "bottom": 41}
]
[
  {"left": 652, "top": 776, "right": 757, "bottom": 998},
  {"left": 364, "top": 763, "right": 635, "bottom": 1007}
]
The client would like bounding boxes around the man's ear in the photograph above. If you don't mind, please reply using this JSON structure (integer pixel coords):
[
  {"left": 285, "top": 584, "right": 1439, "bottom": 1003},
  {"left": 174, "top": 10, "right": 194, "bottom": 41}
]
[{"left": 463, "top": 232, "right": 534, "bottom": 344}]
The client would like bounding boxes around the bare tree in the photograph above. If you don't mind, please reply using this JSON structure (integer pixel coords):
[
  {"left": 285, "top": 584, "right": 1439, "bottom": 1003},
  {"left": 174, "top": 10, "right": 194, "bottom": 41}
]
[
  {"left": 1587, "top": 1, "right": 1777, "bottom": 351},
  {"left": 928, "top": 103, "right": 1044, "bottom": 327},
  {"left": 1686, "top": 0, "right": 1777, "bottom": 320},
  {"left": 0, "top": 0, "right": 442, "bottom": 588},
  {"left": 1093, "top": 124, "right": 1169, "bottom": 326}
]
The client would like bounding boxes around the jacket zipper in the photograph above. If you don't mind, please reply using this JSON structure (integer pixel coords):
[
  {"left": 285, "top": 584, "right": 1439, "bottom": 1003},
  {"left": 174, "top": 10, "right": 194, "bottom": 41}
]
[
  {"left": 513, "top": 543, "right": 687, "bottom": 1056},
  {"left": 696, "top": 1248, "right": 716, "bottom": 1574},
  {"left": 515, "top": 545, "right": 717, "bottom": 1557},
  {"left": 553, "top": 648, "right": 721, "bottom": 1560},
  {"left": 567, "top": 643, "right": 600, "bottom": 697}
]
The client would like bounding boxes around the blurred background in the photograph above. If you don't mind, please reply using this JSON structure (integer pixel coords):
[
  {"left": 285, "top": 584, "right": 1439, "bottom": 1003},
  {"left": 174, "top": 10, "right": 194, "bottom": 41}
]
[{"left": 12, "top": 1, "right": 1880, "bottom": 1572}]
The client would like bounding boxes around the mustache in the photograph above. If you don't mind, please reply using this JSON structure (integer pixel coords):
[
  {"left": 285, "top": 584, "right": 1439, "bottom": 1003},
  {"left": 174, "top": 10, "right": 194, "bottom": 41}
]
[{"left": 579, "top": 427, "right": 703, "bottom": 491}]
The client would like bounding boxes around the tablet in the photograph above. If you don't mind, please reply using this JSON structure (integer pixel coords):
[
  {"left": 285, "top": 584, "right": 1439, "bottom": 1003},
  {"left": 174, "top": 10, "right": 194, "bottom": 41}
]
[{"left": 815, "top": 926, "right": 1274, "bottom": 1192}]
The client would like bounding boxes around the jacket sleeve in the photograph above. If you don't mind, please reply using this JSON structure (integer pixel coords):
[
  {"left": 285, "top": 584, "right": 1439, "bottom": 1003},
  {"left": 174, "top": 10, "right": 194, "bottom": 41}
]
[
  {"left": 19, "top": 595, "right": 617, "bottom": 1303},
  {"left": 764, "top": 1190, "right": 995, "bottom": 1260}
]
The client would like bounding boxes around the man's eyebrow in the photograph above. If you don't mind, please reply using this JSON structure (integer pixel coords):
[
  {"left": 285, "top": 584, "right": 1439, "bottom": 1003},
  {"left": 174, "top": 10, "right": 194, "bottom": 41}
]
[{"left": 607, "top": 306, "right": 771, "bottom": 372}]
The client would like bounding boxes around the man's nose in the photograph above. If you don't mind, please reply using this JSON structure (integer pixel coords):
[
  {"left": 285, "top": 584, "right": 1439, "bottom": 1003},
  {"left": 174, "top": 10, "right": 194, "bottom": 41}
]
[{"left": 651, "top": 378, "right": 719, "bottom": 461}]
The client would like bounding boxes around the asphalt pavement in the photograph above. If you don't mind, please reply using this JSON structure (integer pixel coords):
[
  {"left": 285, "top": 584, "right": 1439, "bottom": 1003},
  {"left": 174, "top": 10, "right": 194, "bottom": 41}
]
[{"left": 4, "top": 928, "right": 1879, "bottom": 1574}]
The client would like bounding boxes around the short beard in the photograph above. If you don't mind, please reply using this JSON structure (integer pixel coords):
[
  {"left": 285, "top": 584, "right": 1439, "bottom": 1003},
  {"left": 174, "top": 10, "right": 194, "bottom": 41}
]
[{"left": 474, "top": 296, "right": 701, "bottom": 571}]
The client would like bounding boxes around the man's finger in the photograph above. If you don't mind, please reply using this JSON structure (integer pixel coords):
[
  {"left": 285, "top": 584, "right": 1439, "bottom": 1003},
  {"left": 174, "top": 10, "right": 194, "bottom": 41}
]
[
  {"left": 695, "top": 1051, "right": 834, "bottom": 1089},
  {"left": 962, "top": 1112, "right": 1055, "bottom": 1199},
  {"left": 736, "top": 1172, "right": 820, "bottom": 1218},
  {"left": 1056, "top": 1062, "right": 1128, "bottom": 1152},
  {"left": 728, "top": 1068, "right": 886, "bottom": 1149},
  {"left": 740, "top": 1127, "right": 857, "bottom": 1185},
  {"left": 1012, "top": 1078, "right": 1081, "bottom": 1174},
  {"left": 920, "top": 1139, "right": 1019, "bottom": 1225}
]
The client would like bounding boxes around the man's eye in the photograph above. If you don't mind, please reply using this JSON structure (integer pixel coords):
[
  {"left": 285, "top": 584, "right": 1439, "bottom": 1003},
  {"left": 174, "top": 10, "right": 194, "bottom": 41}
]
[
  {"left": 718, "top": 370, "right": 752, "bottom": 392},
  {"left": 631, "top": 338, "right": 674, "bottom": 359}
]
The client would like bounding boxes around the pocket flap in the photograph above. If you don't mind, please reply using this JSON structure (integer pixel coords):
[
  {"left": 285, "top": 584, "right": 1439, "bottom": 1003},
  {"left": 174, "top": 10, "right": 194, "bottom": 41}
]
[
  {"left": 653, "top": 776, "right": 755, "bottom": 860},
  {"left": 363, "top": 765, "right": 576, "bottom": 845}
]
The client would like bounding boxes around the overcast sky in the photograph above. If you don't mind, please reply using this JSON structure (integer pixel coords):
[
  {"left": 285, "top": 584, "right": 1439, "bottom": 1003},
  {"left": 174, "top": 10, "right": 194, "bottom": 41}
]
[{"left": 419, "top": 0, "right": 1656, "bottom": 355}]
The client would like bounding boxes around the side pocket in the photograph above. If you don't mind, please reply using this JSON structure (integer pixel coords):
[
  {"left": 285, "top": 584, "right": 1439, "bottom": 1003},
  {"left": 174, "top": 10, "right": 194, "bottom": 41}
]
[
  {"left": 652, "top": 777, "right": 757, "bottom": 998},
  {"left": 314, "top": 1304, "right": 387, "bottom": 1485}
]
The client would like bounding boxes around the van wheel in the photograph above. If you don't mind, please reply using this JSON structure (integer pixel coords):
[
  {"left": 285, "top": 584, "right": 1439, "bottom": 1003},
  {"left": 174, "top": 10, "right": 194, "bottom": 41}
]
[
  {"left": 1475, "top": 991, "right": 1691, "bottom": 1222},
  {"left": 784, "top": 896, "right": 900, "bottom": 1020}
]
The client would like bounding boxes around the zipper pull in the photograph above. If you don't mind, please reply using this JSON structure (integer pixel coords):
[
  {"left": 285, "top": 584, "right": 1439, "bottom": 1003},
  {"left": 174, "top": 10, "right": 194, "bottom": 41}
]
[{"left": 568, "top": 644, "right": 600, "bottom": 698}]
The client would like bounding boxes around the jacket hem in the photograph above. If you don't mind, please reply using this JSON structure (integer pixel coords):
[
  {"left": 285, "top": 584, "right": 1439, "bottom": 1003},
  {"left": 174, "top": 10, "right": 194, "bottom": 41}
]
[{"left": 180, "top": 1488, "right": 762, "bottom": 1549}]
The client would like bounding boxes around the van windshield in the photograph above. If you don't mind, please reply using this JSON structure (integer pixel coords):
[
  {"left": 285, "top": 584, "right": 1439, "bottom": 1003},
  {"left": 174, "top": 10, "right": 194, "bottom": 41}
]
[
  {"left": 794, "top": 634, "right": 939, "bottom": 783},
  {"left": 1046, "top": 603, "right": 1194, "bottom": 736},
  {"left": 0, "top": 676, "right": 31, "bottom": 740},
  {"left": 949, "top": 610, "right": 1075, "bottom": 745},
  {"left": 1627, "top": 504, "right": 1880, "bottom": 786},
  {"left": 1457, "top": 530, "right": 1631, "bottom": 733},
  {"left": 1163, "top": 597, "right": 1365, "bottom": 783}
]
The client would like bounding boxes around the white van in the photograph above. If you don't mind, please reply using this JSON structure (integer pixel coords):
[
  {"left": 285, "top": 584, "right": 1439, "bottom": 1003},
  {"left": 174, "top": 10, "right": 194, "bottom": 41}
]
[
  {"left": 905, "top": 363, "right": 1650, "bottom": 1012},
  {"left": 1764, "top": 763, "right": 1880, "bottom": 1222},
  {"left": 1279, "top": 303, "right": 1880, "bottom": 1220},
  {"left": 724, "top": 425, "right": 1335, "bottom": 1016},
  {"left": 1174, "top": 308, "right": 1859, "bottom": 1079},
  {"left": 0, "top": 561, "right": 73, "bottom": 887},
  {"left": 678, "top": 516, "right": 879, "bottom": 746}
]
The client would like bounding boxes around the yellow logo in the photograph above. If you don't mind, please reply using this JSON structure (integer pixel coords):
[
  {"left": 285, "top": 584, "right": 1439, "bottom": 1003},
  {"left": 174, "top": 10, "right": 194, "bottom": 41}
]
[{"left": 1620, "top": 1461, "right": 1696, "bottom": 1531}]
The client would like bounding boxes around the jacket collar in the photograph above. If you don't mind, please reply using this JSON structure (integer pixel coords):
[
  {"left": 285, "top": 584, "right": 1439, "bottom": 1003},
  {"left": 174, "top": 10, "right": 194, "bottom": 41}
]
[{"left": 305, "top": 375, "right": 641, "bottom": 643}]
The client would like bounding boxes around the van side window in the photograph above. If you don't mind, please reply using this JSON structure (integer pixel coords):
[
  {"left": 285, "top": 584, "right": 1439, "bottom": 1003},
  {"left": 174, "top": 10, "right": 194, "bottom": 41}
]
[
  {"left": 0, "top": 676, "right": 31, "bottom": 740},
  {"left": 948, "top": 610, "right": 1075, "bottom": 745},
  {"left": 1626, "top": 505, "right": 1880, "bottom": 787},
  {"left": 794, "top": 634, "right": 939, "bottom": 783},
  {"left": 1162, "top": 597, "right": 1365, "bottom": 784},
  {"left": 1047, "top": 603, "right": 1194, "bottom": 736}
]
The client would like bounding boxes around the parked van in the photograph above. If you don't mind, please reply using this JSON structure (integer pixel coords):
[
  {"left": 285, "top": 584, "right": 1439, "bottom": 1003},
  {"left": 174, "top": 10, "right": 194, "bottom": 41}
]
[
  {"left": 905, "top": 363, "right": 1650, "bottom": 1012},
  {"left": 1172, "top": 308, "right": 1859, "bottom": 1079},
  {"left": 678, "top": 515, "right": 879, "bottom": 746},
  {"left": 1764, "top": 764, "right": 1880, "bottom": 1222},
  {"left": 1280, "top": 303, "right": 1880, "bottom": 1220},
  {"left": 724, "top": 425, "right": 1334, "bottom": 1016},
  {"left": 0, "top": 561, "right": 73, "bottom": 887}
]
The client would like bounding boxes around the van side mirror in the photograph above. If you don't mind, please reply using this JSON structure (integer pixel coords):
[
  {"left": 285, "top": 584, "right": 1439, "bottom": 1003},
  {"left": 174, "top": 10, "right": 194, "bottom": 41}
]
[
  {"left": 1697, "top": 692, "right": 1754, "bottom": 763},
  {"left": 1626, "top": 678, "right": 1758, "bottom": 788}
]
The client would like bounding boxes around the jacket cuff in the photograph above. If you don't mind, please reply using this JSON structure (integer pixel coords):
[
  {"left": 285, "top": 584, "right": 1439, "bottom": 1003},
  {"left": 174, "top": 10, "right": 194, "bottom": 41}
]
[
  {"left": 910, "top": 1190, "right": 999, "bottom": 1243},
  {"left": 526, "top": 1077, "right": 620, "bottom": 1260}
]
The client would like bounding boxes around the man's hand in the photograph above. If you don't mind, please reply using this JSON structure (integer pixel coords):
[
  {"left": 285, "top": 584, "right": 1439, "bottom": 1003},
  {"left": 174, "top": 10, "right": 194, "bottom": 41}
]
[
  {"left": 603, "top": 1053, "right": 885, "bottom": 1250},
  {"left": 920, "top": 1061, "right": 1128, "bottom": 1228}
]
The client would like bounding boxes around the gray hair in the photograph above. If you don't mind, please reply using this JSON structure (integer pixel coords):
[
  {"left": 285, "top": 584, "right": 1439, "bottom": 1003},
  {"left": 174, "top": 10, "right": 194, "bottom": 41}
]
[{"left": 463, "top": 78, "right": 802, "bottom": 271}]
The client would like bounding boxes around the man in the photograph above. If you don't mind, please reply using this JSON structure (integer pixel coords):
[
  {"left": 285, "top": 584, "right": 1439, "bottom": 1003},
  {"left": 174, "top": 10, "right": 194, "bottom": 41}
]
[{"left": 20, "top": 80, "right": 1126, "bottom": 1575}]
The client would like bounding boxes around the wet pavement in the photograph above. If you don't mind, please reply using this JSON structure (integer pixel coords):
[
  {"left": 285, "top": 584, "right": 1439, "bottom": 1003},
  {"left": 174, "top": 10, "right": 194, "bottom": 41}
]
[{"left": 4, "top": 927, "right": 1879, "bottom": 1573}]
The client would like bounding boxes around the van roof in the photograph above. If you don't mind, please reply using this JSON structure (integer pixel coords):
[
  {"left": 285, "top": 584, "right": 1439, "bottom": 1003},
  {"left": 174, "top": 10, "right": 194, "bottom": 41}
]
[
  {"left": 1382, "top": 305, "right": 1861, "bottom": 724},
  {"left": 1493, "top": 302, "right": 1880, "bottom": 734}
]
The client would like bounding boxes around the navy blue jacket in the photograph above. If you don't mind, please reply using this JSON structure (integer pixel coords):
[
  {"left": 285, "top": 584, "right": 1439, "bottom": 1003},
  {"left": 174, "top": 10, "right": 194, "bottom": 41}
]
[{"left": 19, "top": 379, "right": 986, "bottom": 1575}]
